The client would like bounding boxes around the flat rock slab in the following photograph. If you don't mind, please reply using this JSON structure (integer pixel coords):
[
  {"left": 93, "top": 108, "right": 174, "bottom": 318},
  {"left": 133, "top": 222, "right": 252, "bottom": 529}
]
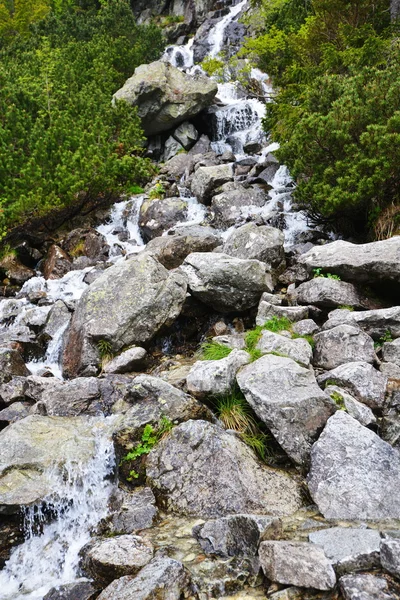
[
  {"left": 307, "top": 411, "right": 400, "bottom": 519},
  {"left": 324, "top": 306, "right": 400, "bottom": 339},
  {"left": 340, "top": 573, "right": 400, "bottom": 600},
  {"left": 256, "top": 299, "right": 308, "bottom": 327},
  {"left": 256, "top": 330, "right": 313, "bottom": 367},
  {"left": 294, "top": 278, "right": 368, "bottom": 309},
  {"left": 318, "top": 361, "right": 387, "bottom": 409},
  {"left": 259, "top": 541, "right": 336, "bottom": 591}
]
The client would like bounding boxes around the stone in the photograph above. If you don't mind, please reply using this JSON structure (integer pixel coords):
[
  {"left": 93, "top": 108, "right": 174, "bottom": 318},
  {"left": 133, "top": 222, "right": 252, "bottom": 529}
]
[
  {"left": 381, "top": 538, "right": 400, "bottom": 578},
  {"left": 222, "top": 224, "right": 285, "bottom": 273},
  {"left": 313, "top": 325, "right": 376, "bottom": 370},
  {"left": 256, "top": 298, "right": 308, "bottom": 327},
  {"left": 146, "top": 420, "right": 302, "bottom": 518},
  {"left": 63, "top": 228, "right": 109, "bottom": 262},
  {"left": 181, "top": 252, "right": 273, "bottom": 313},
  {"left": 298, "top": 237, "right": 400, "bottom": 288},
  {"left": 0, "top": 254, "right": 35, "bottom": 285},
  {"left": 159, "top": 152, "right": 194, "bottom": 179},
  {"left": 43, "top": 582, "right": 99, "bottom": 600},
  {"left": 103, "top": 347, "right": 147, "bottom": 374},
  {"left": 0, "top": 348, "right": 30, "bottom": 384},
  {"left": 317, "top": 361, "right": 387, "bottom": 409},
  {"left": 259, "top": 541, "right": 336, "bottom": 591},
  {"left": 210, "top": 184, "right": 267, "bottom": 228},
  {"left": 324, "top": 306, "right": 400, "bottom": 339},
  {"left": 309, "top": 527, "right": 381, "bottom": 575},
  {"left": 383, "top": 338, "right": 400, "bottom": 366},
  {"left": 43, "top": 245, "right": 72, "bottom": 280},
  {"left": 294, "top": 278, "right": 368, "bottom": 309},
  {"left": 106, "top": 487, "right": 157, "bottom": 534},
  {"left": 96, "top": 557, "right": 192, "bottom": 600},
  {"left": 41, "top": 300, "right": 70, "bottom": 342},
  {"left": 212, "top": 334, "right": 246, "bottom": 351},
  {"left": 256, "top": 330, "right": 313, "bottom": 367},
  {"left": 139, "top": 197, "right": 188, "bottom": 241},
  {"left": 0, "top": 401, "right": 30, "bottom": 426},
  {"left": 62, "top": 254, "right": 187, "bottom": 378},
  {"left": 188, "top": 133, "right": 211, "bottom": 156},
  {"left": 291, "top": 319, "right": 319, "bottom": 336},
  {"left": 191, "top": 163, "right": 234, "bottom": 203},
  {"left": 340, "top": 574, "right": 399, "bottom": 600},
  {"left": 173, "top": 121, "right": 198, "bottom": 150},
  {"left": 0, "top": 376, "right": 26, "bottom": 406},
  {"left": 193, "top": 514, "right": 282, "bottom": 557},
  {"left": 82, "top": 534, "right": 154, "bottom": 586},
  {"left": 237, "top": 355, "right": 334, "bottom": 465},
  {"left": 324, "top": 385, "right": 376, "bottom": 426},
  {"left": 307, "top": 411, "right": 400, "bottom": 519},
  {"left": 186, "top": 350, "right": 250, "bottom": 398},
  {"left": 145, "top": 225, "right": 220, "bottom": 269},
  {"left": 381, "top": 362, "right": 400, "bottom": 379},
  {"left": 113, "top": 60, "right": 217, "bottom": 136},
  {"left": 163, "top": 136, "right": 184, "bottom": 161}
]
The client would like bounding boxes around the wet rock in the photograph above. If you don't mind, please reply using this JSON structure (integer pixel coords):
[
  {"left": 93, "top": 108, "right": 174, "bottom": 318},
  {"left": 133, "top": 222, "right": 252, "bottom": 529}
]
[
  {"left": 173, "top": 121, "right": 198, "bottom": 150},
  {"left": 210, "top": 184, "right": 266, "bottom": 228},
  {"left": 63, "top": 228, "right": 109, "bottom": 262},
  {"left": 0, "top": 376, "right": 26, "bottom": 406},
  {"left": 43, "top": 245, "right": 72, "bottom": 280},
  {"left": 339, "top": 573, "right": 400, "bottom": 600},
  {"left": 256, "top": 298, "right": 308, "bottom": 327},
  {"left": 237, "top": 355, "right": 334, "bottom": 465},
  {"left": 43, "top": 582, "right": 99, "bottom": 600},
  {"left": 0, "top": 348, "right": 30, "bottom": 384},
  {"left": 259, "top": 541, "right": 336, "bottom": 591},
  {"left": 313, "top": 325, "right": 376, "bottom": 370},
  {"left": 146, "top": 419, "right": 303, "bottom": 518},
  {"left": 383, "top": 338, "right": 400, "bottom": 366},
  {"left": 323, "top": 306, "right": 400, "bottom": 339},
  {"left": 307, "top": 411, "right": 400, "bottom": 519},
  {"left": 159, "top": 152, "right": 194, "bottom": 179},
  {"left": 63, "top": 254, "right": 187, "bottom": 378},
  {"left": 139, "top": 197, "right": 188, "bottom": 241},
  {"left": 0, "top": 254, "right": 35, "bottom": 285},
  {"left": 291, "top": 319, "right": 319, "bottom": 336},
  {"left": 279, "top": 264, "right": 309, "bottom": 286},
  {"left": 96, "top": 556, "right": 192, "bottom": 600},
  {"left": 309, "top": 527, "right": 381, "bottom": 575},
  {"left": 298, "top": 237, "right": 400, "bottom": 288},
  {"left": 256, "top": 330, "right": 313, "bottom": 367},
  {"left": 82, "top": 534, "right": 154, "bottom": 586},
  {"left": 41, "top": 300, "right": 70, "bottom": 342},
  {"left": 181, "top": 252, "right": 273, "bottom": 313},
  {"left": 186, "top": 350, "right": 250, "bottom": 398},
  {"left": 324, "top": 385, "right": 376, "bottom": 426},
  {"left": 188, "top": 133, "right": 211, "bottom": 156},
  {"left": 106, "top": 487, "right": 157, "bottom": 534},
  {"left": 191, "top": 163, "right": 234, "bottom": 203},
  {"left": 381, "top": 538, "right": 400, "bottom": 578},
  {"left": 103, "top": 347, "right": 147, "bottom": 374},
  {"left": 113, "top": 60, "right": 217, "bottom": 136},
  {"left": 294, "top": 278, "right": 368, "bottom": 309},
  {"left": 193, "top": 514, "right": 282, "bottom": 557},
  {"left": 163, "top": 136, "right": 184, "bottom": 161},
  {"left": 145, "top": 225, "right": 221, "bottom": 269},
  {"left": 317, "top": 361, "right": 387, "bottom": 409},
  {"left": 222, "top": 223, "right": 285, "bottom": 273}
]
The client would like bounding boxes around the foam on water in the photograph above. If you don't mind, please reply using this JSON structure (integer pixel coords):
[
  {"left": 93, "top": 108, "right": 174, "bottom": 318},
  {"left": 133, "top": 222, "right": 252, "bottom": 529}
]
[
  {"left": 96, "top": 196, "right": 145, "bottom": 260},
  {"left": 208, "top": 0, "right": 248, "bottom": 58}
]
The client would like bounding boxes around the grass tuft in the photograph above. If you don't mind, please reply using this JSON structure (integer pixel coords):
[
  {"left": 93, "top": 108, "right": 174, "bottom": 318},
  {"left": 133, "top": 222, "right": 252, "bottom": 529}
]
[
  {"left": 214, "top": 390, "right": 256, "bottom": 434},
  {"left": 200, "top": 341, "right": 232, "bottom": 361}
]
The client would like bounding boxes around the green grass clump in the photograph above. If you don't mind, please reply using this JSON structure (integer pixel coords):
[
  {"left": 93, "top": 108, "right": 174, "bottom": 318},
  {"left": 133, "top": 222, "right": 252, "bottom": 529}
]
[
  {"left": 313, "top": 268, "right": 341, "bottom": 281},
  {"left": 148, "top": 182, "right": 166, "bottom": 200},
  {"left": 128, "top": 184, "right": 145, "bottom": 195},
  {"left": 244, "top": 316, "right": 294, "bottom": 361},
  {"left": 292, "top": 332, "right": 315, "bottom": 349},
  {"left": 241, "top": 432, "right": 272, "bottom": 462},
  {"left": 200, "top": 341, "right": 232, "bottom": 361},
  {"left": 263, "top": 316, "right": 293, "bottom": 333},
  {"left": 338, "top": 305, "right": 354, "bottom": 311},
  {"left": 374, "top": 330, "right": 393, "bottom": 350},
  {"left": 330, "top": 391, "right": 346, "bottom": 411}
]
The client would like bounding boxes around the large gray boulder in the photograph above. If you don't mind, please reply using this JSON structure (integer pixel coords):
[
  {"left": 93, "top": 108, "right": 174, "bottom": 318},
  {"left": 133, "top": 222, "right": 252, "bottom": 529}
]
[
  {"left": 256, "top": 330, "right": 313, "bottom": 367},
  {"left": 62, "top": 254, "right": 187, "bottom": 378},
  {"left": 113, "top": 61, "right": 217, "bottom": 136},
  {"left": 294, "top": 278, "right": 368, "bottom": 309},
  {"left": 146, "top": 420, "right": 302, "bottom": 517},
  {"left": 210, "top": 184, "right": 267, "bottom": 228},
  {"left": 340, "top": 573, "right": 399, "bottom": 600},
  {"left": 307, "top": 411, "right": 400, "bottom": 519},
  {"left": 0, "top": 348, "right": 30, "bottom": 384},
  {"left": 318, "top": 361, "right": 387, "bottom": 409},
  {"left": 324, "top": 306, "right": 400, "bottom": 339},
  {"left": 173, "top": 121, "right": 198, "bottom": 150},
  {"left": 298, "top": 237, "right": 400, "bottom": 287},
  {"left": 222, "top": 223, "right": 285, "bottom": 274},
  {"left": 190, "top": 163, "right": 234, "bottom": 203},
  {"left": 324, "top": 385, "right": 376, "bottom": 427},
  {"left": 383, "top": 338, "right": 400, "bottom": 366},
  {"left": 186, "top": 350, "right": 250, "bottom": 398},
  {"left": 181, "top": 252, "right": 273, "bottom": 313},
  {"left": 139, "top": 197, "right": 188, "bottom": 241},
  {"left": 103, "top": 347, "right": 147, "bottom": 375},
  {"left": 381, "top": 538, "right": 400, "bottom": 579},
  {"left": 313, "top": 325, "right": 376, "bottom": 370},
  {"left": 0, "top": 415, "right": 107, "bottom": 513},
  {"left": 259, "top": 541, "right": 336, "bottom": 591},
  {"left": 237, "top": 355, "right": 334, "bottom": 465}
]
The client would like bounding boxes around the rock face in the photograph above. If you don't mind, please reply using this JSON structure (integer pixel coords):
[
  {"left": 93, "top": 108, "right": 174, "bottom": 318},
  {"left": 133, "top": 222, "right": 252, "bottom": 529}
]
[
  {"left": 313, "top": 325, "right": 376, "bottom": 370},
  {"left": 43, "top": 245, "right": 71, "bottom": 280},
  {"left": 294, "top": 278, "right": 367, "bottom": 309},
  {"left": 146, "top": 420, "right": 302, "bottom": 517},
  {"left": 103, "top": 347, "right": 147, "bottom": 375},
  {"left": 340, "top": 573, "right": 399, "bottom": 600},
  {"left": 298, "top": 237, "right": 400, "bottom": 287},
  {"left": 318, "top": 362, "right": 387, "bottom": 409},
  {"left": 63, "top": 254, "right": 187, "bottom": 378},
  {"left": 237, "top": 355, "right": 334, "bottom": 465},
  {"left": 0, "top": 348, "right": 30, "bottom": 384},
  {"left": 381, "top": 538, "right": 400, "bottom": 579},
  {"left": 113, "top": 61, "right": 217, "bottom": 136},
  {"left": 186, "top": 350, "right": 250, "bottom": 398},
  {"left": 307, "top": 411, "right": 400, "bottom": 519},
  {"left": 222, "top": 223, "right": 285, "bottom": 273},
  {"left": 259, "top": 541, "right": 336, "bottom": 591},
  {"left": 181, "top": 252, "right": 273, "bottom": 313},
  {"left": 106, "top": 487, "right": 157, "bottom": 534}
]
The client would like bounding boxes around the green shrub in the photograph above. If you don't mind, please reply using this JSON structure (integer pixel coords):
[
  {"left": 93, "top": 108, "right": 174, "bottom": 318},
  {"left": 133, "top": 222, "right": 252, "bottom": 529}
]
[
  {"left": 201, "top": 56, "right": 224, "bottom": 79},
  {"left": 214, "top": 390, "right": 256, "bottom": 434},
  {"left": 148, "top": 182, "right": 166, "bottom": 200}
]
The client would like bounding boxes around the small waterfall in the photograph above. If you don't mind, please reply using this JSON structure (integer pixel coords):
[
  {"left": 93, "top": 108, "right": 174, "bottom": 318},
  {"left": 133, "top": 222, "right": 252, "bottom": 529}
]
[
  {"left": 208, "top": 0, "right": 248, "bottom": 58},
  {"left": 96, "top": 196, "right": 146, "bottom": 260},
  {"left": 26, "top": 319, "right": 70, "bottom": 379},
  {"left": 0, "top": 426, "right": 115, "bottom": 600}
]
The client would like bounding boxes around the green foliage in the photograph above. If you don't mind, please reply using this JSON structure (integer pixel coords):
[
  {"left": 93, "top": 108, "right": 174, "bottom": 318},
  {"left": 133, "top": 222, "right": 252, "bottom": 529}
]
[
  {"left": 128, "top": 185, "right": 145, "bottom": 195},
  {"left": 330, "top": 390, "right": 346, "bottom": 410},
  {"left": 0, "top": 0, "right": 50, "bottom": 39},
  {"left": 200, "top": 341, "right": 233, "bottom": 361},
  {"left": 97, "top": 339, "right": 112, "bottom": 359},
  {"left": 313, "top": 269, "right": 341, "bottom": 281},
  {"left": 0, "top": 0, "right": 164, "bottom": 239},
  {"left": 148, "top": 182, "right": 166, "bottom": 200},
  {"left": 201, "top": 56, "right": 225, "bottom": 79},
  {"left": 160, "top": 14, "right": 184, "bottom": 27},
  {"left": 374, "top": 330, "right": 393, "bottom": 350},
  {"left": 263, "top": 315, "right": 293, "bottom": 332},
  {"left": 338, "top": 305, "right": 354, "bottom": 311},
  {"left": 241, "top": 431, "right": 272, "bottom": 462}
]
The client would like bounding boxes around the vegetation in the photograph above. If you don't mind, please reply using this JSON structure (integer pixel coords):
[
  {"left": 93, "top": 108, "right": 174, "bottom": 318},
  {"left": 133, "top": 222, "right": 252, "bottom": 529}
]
[
  {"left": 313, "top": 268, "right": 341, "bottom": 281},
  {"left": 201, "top": 56, "right": 225, "bottom": 79},
  {"left": 330, "top": 390, "right": 346, "bottom": 410},
  {"left": 97, "top": 339, "right": 113, "bottom": 369},
  {"left": 0, "top": 0, "right": 164, "bottom": 240},
  {"left": 200, "top": 341, "right": 233, "bottom": 361},
  {"left": 374, "top": 330, "right": 393, "bottom": 350},
  {"left": 148, "top": 182, "right": 166, "bottom": 200}
]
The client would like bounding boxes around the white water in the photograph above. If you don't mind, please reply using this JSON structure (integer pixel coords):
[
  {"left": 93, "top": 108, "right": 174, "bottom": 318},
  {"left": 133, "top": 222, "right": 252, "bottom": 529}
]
[
  {"left": 0, "top": 426, "right": 115, "bottom": 600},
  {"left": 208, "top": 0, "right": 247, "bottom": 58}
]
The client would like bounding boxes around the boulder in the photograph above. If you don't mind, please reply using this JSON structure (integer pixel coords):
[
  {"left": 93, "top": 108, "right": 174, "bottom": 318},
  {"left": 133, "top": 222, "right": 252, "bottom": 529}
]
[
  {"left": 317, "top": 362, "right": 387, "bottom": 409},
  {"left": 0, "top": 254, "right": 35, "bottom": 285},
  {"left": 145, "top": 225, "right": 220, "bottom": 269},
  {"left": 62, "top": 254, "right": 187, "bottom": 378},
  {"left": 298, "top": 237, "right": 400, "bottom": 287},
  {"left": 381, "top": 538, "right": 400, "bottom": 579},
  {"left": 173, "top": 121, "right": 198, "bottom": 150},
  {"left": 62, "top": 228, "right": 109, "bottom": 262},
  {"left": 106, "top": 487, "right": 157, "bottom": 534},
  {"left": 0, "top": 376, "right": 26, "bottom": 406},
  {"left": 340, "top": 573, "right": 399, "bottom": 600},
  {"left": 294, "top": 278, "right": 368, "bottom": 309},
  {"left": 210, "top": 184, "right": 267, "bottom": 228},
  {"left": 324, "top": 306, "right": 400, "bottom": 339},
  {"left": 292, "top": 319, "right": 319, "bottom": 336},
  {"left": 43, "top": 582, "right": 99, "bottom": 600},
  {"left": 81, "top": 534, "right": 154, "bottom": 586},
  {"left": 237, "top": 355, "right": 334, "bottom": 465},
  {"left": 0, "top": 402, "right": 30, "bottom": 426},
  {"left": 181, "top": 252, "right": 273, "bottom": 313},
  {"left": 159, "top": 152, "right": 194, "bottom": 179},
  {"left": 96, "top": 557, "right": 192, "bottom": 600},
  {"left": 0, "top": 348, "right": 30, "bottom": 384},
  {"left": 222, "top": 223, "right": 285, "bottom": 275},
  {"left": 163, "top": 136, "right": 184, "bottom": 161},
  {"left": 256, "top": 330, "right": 313, "bottom": 367},
  {"left": 193, "top": 514, "right": 282, "bottom": 557},
  {"left": 256, "top": 298, "right": 308, "bottom": 327},
  {"left": 139, "top": 197, "right": 188, "bottom": 241},
  {"left": 259, "top": 541, "right": 336, "bottom": 591},
  {"left": 191, "top": 163, "right": 234, "bottom": 203},
  {"left": 309, "top": 527, "right": 381, "bottom": 575},
  {"left": 313, "top": 325, "right": 376, "bottom": 370},
  {"left": 43, "top": 245, "right": 72, "bottom": 280},
  {"left": 41, "top": 300, "right": 70, "bottom": 342},
  {"left": 146, "top": 420, "right": 302, "bottom": 517},
  {"left": 324, "top": 385, "right": 376, "bottom": 427},
  {"left": 103, "top": 347, "right": 147, "bottom": 375},
  {"left": 307, "top": 411, "right": 400, "bottom": 519},
  {"left": 186, "top": 350, "right": 250, "bottom": 398},
  {"left": 212, "top": 333, "right": 246, "bottom": 351},
  {"left": 113, "top": 61, "right": 217, "bottom": 136},
  {"left": 383, "top": 338, "right": 400, "bottom": 366}
]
